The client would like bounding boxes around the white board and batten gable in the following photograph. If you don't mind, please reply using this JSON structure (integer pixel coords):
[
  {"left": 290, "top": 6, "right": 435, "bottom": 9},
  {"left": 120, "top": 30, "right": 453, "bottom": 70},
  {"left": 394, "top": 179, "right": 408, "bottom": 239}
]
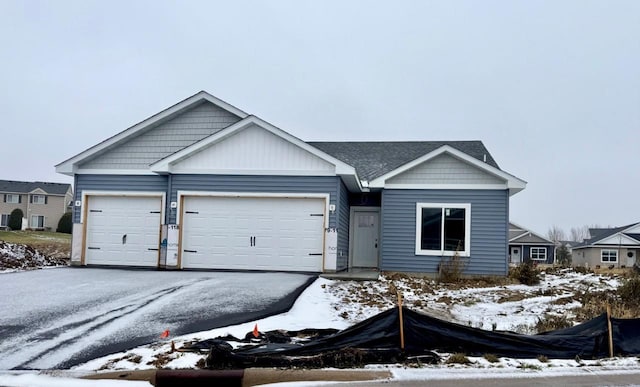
[
  {"left": 150, "top": 116, "right": 360, "bottom": 189},
  {"left": 597, "top": 233, "right": 640, "bottom": 247},
  {"left": 368, "top": 145, "right": 526, "bottom": 195},
  {"left": 163, "top": 123, "right": 336, "bottom": 176}
]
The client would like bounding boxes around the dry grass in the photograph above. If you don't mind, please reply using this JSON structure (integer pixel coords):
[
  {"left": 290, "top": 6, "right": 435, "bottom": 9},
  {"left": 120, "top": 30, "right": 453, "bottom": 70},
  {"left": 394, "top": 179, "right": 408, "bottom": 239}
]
[
  {"left": 446, "top": 353, "right": 471, "bottom": 364},
  {"left": 0, "top": 230, "right": 71, "bottom": 259}
]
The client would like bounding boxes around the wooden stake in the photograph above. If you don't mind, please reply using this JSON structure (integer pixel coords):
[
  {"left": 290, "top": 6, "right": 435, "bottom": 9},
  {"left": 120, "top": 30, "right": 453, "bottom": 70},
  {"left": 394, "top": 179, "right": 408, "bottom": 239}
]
[
  {"left": 606, "top": 303, "right": 614, "bottom": 358},
  {"left": 397, "top": 290, "right": 405, "bottom": 350}
]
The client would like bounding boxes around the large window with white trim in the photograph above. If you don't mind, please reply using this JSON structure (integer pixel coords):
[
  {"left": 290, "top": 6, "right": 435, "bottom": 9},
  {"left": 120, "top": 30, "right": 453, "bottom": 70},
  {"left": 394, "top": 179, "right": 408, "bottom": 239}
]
[
  {"left": 601, "top": 249, "right": 618, "bottom": 263},
  {"left": 530, "top": 247, "right": 547, "bottom": 260},
  {"left": 416, "top": 203, "right": 470, "bottom": 256}
]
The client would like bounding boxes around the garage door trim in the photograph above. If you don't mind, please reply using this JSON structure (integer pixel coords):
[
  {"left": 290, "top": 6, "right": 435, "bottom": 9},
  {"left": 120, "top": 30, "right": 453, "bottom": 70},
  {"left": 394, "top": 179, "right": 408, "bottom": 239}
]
[
  {"left": 176, "top": 191, "right": 330, "bottom": 270},
  {"left": 80, "top": 190, "right": 166, "bottom": 266}
]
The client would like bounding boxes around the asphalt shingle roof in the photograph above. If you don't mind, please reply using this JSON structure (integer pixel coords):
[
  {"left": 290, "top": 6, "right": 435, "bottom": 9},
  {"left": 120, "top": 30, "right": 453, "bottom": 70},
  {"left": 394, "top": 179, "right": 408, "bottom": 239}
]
[
  {"left": 0, "top": 180, "right": 71, "bottom": 195},
  {"left": 308, "top": 141, "right": 499, "bottom": 181}
]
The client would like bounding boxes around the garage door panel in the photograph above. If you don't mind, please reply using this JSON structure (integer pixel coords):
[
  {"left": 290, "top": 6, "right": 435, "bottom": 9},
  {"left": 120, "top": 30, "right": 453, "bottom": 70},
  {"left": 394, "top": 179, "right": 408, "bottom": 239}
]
[
  {"left": 85, "top": 196, "right": 161, "bottom": 267},
  {"left": 181, "top": 196, "right": 324, "bottom": 271}
]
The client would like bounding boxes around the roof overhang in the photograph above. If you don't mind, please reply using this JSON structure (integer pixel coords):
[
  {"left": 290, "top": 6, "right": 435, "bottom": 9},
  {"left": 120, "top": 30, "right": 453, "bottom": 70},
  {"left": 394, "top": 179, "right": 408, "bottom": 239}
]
[
  {"left": 55, "top": 91, "right": 249, "bottom": 176},
  {"left": 368, "top": 145, "right": 526, "bottom": 196}
]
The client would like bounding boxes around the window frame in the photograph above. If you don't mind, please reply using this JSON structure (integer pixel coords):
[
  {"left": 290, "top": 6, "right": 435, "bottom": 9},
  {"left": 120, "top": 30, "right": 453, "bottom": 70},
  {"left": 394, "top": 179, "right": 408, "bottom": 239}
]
[
  {"left": 31, "top": 194, "right": 46, "bottom": 204},
  {"left": 601, "top": 249, "right": 618, "bottom": 263},
  {"left": 30, "top": 215, "right": 45, "bottom": 229},
  {"left": 415, "top": 203, "right": 471, "bottom": 257},
  {"left": 4, "top": 194, "right": 20, "bottom": 204},
  {"left": 530, "top": 247, "right": 547, "bottom": 260},
  {"left": 0, "top": 214, "right": 10, "bottom": 227}
]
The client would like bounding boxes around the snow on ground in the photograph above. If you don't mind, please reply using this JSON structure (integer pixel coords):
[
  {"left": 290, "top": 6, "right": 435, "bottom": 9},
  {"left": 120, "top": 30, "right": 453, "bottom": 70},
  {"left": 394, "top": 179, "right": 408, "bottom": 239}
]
[
  {"left": 0, "top": 241, "right": 67, "bottom": 272},
  {"left": 0, "top": 372, "right": 151, "bottom": 386},
  {"left": 74, "top": 269, "right": 640, "bottom": 380},
  {"left": 0, "top": 268, "right": 313, "bottom": 370}
]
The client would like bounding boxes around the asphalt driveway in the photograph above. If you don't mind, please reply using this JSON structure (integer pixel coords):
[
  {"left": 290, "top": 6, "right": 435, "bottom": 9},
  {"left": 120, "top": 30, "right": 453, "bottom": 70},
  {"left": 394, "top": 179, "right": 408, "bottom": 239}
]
[{"left": 0, "top": 267, "right": 315, "bottom": 370}]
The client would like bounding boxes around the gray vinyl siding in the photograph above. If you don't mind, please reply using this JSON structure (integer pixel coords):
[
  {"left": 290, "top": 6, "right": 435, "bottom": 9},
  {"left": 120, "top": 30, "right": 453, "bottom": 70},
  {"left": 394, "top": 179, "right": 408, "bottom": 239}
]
[
  {"left": 80, "top": 102, "right": 241, "bottom": 170},
  {"left": 336, "top": 180, "right": 350, "bottom": 271},
  {"left": 387, "top": 154, "right": 504, "bottom": 185},
  {"left": 381, "top": 189, "right": 509, "bottom": 276},
  {"left": 169, "top": 175, "right": 340, "bottom": 228},
  {"left": 73, "top": 174, "right": 169, "bottom": 223}
]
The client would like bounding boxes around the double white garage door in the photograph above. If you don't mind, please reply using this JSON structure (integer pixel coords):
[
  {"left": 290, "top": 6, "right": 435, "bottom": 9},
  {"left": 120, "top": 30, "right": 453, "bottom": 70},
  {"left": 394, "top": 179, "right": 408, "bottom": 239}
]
[{"left": 84, "top": 195, "right": 325, "bottom": 272}]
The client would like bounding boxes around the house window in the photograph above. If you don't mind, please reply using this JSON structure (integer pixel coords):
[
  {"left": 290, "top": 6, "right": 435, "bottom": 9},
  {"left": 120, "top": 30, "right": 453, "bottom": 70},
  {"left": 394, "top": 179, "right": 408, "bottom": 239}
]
[
  {"left": 31, "top": 195, "right": 46, "bottom": 204},
  {"left": 30, "top": 215, "right": 45, "bottom": 229},
  {"left": 0, "top": 214, "right": 10, "bottom": 227},
  {"left": 530, "top": 247, "right": 547, "bottom": 260},
  {"left": 601, "top": 249, "right": 618, "bottom": 263},
  {"left": 3, "top": 194, "right": 20, "bottom": 204},
  {"left": 415, "top": 203, "right": 471, "bottom": 256}
]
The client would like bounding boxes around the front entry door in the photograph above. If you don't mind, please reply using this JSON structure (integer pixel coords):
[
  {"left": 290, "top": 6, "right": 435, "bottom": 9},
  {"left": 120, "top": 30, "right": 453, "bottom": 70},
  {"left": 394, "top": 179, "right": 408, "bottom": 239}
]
[
  {"left": 510, "top": 247, "right": 521, "bottom": 264},
  {"left": 352, "top": 211, "right": 379, "bottom": 267}
]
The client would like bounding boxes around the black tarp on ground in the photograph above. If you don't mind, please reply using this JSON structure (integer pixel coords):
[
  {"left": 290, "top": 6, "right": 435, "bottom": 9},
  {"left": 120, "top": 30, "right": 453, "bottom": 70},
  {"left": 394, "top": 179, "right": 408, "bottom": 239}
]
[{"left": 204, "top": 307, "right": 640, "bottom": 369}]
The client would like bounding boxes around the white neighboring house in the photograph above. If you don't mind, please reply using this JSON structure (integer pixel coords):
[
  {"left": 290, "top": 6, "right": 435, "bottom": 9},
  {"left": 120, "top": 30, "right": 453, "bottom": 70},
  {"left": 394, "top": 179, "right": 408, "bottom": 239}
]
[
  {"left": 0, "top": 180, "right": 73, "bottom": 231},
  {"left": 571, "top": 223, "right": 640, "bottom": 269}
]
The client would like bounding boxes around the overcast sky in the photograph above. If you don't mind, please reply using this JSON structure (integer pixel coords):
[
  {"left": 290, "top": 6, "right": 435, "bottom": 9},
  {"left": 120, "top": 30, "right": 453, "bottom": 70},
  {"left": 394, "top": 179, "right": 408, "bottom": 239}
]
[{"left": 1, "top": 0, "right": 638, "bottom": 235}]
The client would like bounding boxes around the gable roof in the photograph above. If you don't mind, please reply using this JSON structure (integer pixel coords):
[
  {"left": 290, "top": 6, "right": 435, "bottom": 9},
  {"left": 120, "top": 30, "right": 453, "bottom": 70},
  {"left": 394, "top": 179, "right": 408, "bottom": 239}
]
[
  {"left": 55, "top": 91, "right": 525, "bottom": 195},
  {"left": 151, "top": 115, "right": 356, "bottom": 176},
  {"left": 56, "top": 91, "right": 249, "bottom": 175},
  {"left": 0, "top": 180, "right": 71, "bottom": 195},
  {"left": 574, "top": 222, "right": 640, "bottom": 249},
  {"left": 508, "top": 221, "right": 553, "bottom": 244},
  {"left": 309, "top": 141, "right": 499, "bottom": 182}
]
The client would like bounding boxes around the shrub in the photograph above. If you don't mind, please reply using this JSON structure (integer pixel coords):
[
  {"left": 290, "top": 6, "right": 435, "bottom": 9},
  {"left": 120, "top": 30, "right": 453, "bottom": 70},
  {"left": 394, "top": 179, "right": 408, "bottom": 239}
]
[
  {"left": 446, "top": 353, "right": 471, "bottom": 364},
  {"left": 8, "top": 208, "right": 23, "bottom": 230},
  {"left": 537, "top": 355, "right": 549, "bottom": 363},
  {"left": 484, "top": 353, "right": 500, "bottom": 363},
  {"left": 56, "top": 211, "right": 73, "bottom": 234},
  {"left": 556, "top": 245, "right": 572, "bottom": 267},
  {"left": 618, "top": 277, "right": 640, "bottom": 307},
  {"left": 509, "top": 262, "right": 541, "bottom": 286},
  {"left": 438, "top": 249, "right": 467, "bottom": 283},
  {"left": 535, "top": 314, "right": 572, "bottom": 333}
]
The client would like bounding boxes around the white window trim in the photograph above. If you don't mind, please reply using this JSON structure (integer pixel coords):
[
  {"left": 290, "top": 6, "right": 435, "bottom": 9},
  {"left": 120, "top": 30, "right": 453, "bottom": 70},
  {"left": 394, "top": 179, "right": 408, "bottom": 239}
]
[
  {"left": 0, "top": 214, "right": 10, "bottom": 227},
  {"left": 5, "top": 194, "right": 20, "bottom": 204},
  {"left": 601, "top": 249, "right": 618, "bottom": 263},
  {"left": 415, "top": 203, "right": 471, "bottom": 257},
  {"left": 530, "top": 247, "right": 547, "bottom": 260},
  {"left": 32, "top": 195, "right": 45, "bottom": 204}
]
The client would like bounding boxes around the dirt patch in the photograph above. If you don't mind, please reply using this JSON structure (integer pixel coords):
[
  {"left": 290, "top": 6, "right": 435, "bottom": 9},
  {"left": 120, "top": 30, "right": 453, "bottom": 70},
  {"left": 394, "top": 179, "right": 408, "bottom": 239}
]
[{"left": 0, "top": 241, "right": 67, "bottom": 271}]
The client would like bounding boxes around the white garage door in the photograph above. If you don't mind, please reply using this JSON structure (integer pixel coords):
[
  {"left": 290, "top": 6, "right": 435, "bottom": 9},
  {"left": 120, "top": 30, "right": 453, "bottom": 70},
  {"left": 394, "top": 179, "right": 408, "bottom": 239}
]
[
  {"left": 181, "top": 196, "right": 325, "bottom": 271},
  {"left": 85, "top": 196, "right": 162, "bottom": 267}
]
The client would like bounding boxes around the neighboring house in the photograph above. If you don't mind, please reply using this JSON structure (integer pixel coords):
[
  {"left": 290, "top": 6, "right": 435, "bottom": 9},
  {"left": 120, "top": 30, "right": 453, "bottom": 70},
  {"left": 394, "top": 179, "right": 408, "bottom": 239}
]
[
  {"left": 572, "top": 223, "right": 640, "bottom": 269},
  {"left": 55, "top": 91, "right": 526, "bottom": 275},
  {"left": 508, "top": 222, "right": 555, "bottom": 265},
  {"left": 0, "top": 180, "right": 73, "bottom": 231}
]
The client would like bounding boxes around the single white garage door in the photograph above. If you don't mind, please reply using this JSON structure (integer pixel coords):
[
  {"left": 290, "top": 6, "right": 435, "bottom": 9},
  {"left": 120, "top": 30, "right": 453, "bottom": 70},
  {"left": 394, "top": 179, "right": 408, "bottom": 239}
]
[
  {"left": 181, "top": 196, "right": 325, "bottom": 271},
  {"left": 85, "top": 196, "right": 162, "bottom": 267}
]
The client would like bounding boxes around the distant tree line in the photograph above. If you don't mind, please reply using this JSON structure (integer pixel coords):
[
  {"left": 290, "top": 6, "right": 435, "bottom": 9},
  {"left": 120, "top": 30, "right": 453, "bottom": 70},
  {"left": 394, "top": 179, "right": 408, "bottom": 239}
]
[{"left": 546, "top": 224, "right": 604, "bottom": 243}]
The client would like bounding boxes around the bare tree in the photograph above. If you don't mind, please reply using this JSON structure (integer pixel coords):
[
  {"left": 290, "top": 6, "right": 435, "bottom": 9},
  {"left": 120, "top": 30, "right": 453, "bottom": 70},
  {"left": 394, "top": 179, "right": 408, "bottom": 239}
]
[
  {"left": 547, "top": 225, "right": 566, "bottom": 242},
  {"left": 569, "top": 225, "right": 591, "bottom": 242}
]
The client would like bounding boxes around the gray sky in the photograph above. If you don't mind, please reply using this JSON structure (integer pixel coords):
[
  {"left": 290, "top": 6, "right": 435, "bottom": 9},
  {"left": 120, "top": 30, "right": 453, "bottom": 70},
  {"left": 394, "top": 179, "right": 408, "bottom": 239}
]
[{"left": 1, "top": 0, "right": 638, "bottom": 236}]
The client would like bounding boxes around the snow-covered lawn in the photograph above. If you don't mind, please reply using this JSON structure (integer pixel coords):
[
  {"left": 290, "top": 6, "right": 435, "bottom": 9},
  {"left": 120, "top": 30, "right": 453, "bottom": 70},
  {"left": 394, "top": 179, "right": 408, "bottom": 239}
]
[{"left": 73, "top": 269, "right": 640, "bottom": 380}]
